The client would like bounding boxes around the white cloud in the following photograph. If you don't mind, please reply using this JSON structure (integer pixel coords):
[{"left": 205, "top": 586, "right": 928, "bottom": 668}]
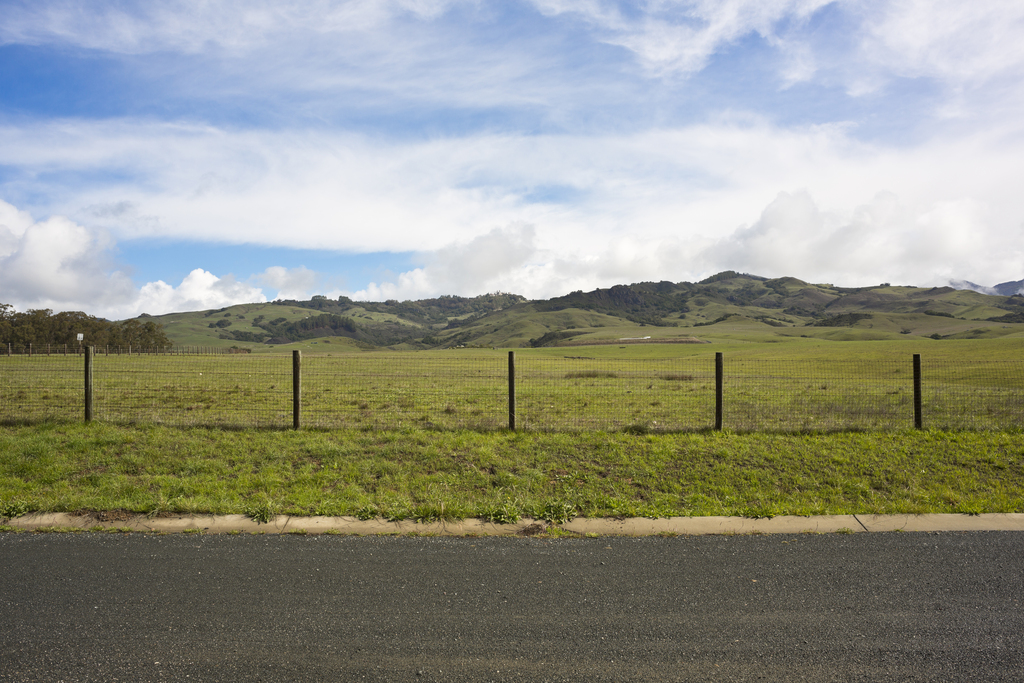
[
  {"left": 700, "top": 190, "right": 1021, "bottom": 287},
  {"left": 528, "top": 0, "right": 1024, "bottom": 114},
  {"left": 258, "top": 266, "right": 321, "bottom": 300},
  {"left": 350, "top": 224, "right": 539, "bottom": 300},
  {"left": 3, "top": 180, "right": 1021, "bottom": 321},
  {"left": 348, "top": 184, "right": 1024, "bottom": 301},
  {"left": 350, "top": 223, "right": 695, "bottom": 303},
  {"left": 425, "top": 223, "right": 538, "bottom": 292},
  {"left": 530, "top": 0, "right": 833, "bottom": 76},
  {"left": 6, "top": 0, "right": 1023, "bottom": 126},
  {"left": 0, "top": 0, "right": 465, "bottom": 54},
  {"left": 0, "top": 199, "right": 137, "bottom": 310},
  {"left": 0, "top": 199, "right": 266, "bottom": 318},
  {"left": 3, "top": 1, "right": 1024, "bottom": 309},
  {"left": 3, "top": 112, "right": 1024, "bottom": 301},
  {"left": 0, "top": 199, "right": 35, "bottom": 255},
  {"left": 859, "top": 0, "right": 1024, "bottom": 87},
  {"left": 136, "top": 269, "right": 266, "bottom": 316}
]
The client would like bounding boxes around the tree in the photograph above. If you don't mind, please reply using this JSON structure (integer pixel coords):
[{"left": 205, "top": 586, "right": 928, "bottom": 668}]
[{"left": 0, "top": 305, "right": 173, "bottom": 348}]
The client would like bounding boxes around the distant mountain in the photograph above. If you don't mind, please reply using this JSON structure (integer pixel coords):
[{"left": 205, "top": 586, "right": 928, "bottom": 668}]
[
  {"left": 994, "top": 280, "right": 1024, "bottom": 296},
  {"left": 950, "top": 279, "right": 1024, "bottom": 296},
  {"left": 142, "top": 272, "right": 1024, "bottom": 350}
]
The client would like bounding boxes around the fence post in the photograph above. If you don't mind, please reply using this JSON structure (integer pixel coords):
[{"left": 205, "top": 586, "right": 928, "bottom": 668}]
[
  {"left": 913, "top": 353, "right": 922, "bottom": 429},
  {"left": 293, "top": 350, "right": 302, "bottom": 430},
  {"left": 715, "top": 352, "right": 724, "bottom": 431},
  {"left": 84, "top": 346, "right": 94, "bottom": 423},
  {"left": 508, "top": 351, "right": 516, "bottom": 431}
]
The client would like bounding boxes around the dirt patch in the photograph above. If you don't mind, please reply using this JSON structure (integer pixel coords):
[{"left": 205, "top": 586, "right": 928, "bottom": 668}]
[
  {"left": 90, "top": 510, "right": 133, "bottom": 522},
  {"left": 560, "top": 337, "right": 709, "bottom": 346}
]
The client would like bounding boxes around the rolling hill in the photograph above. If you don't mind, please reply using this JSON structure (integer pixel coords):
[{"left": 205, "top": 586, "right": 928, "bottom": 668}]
[{"left": 141, "top": 272, "right": 1024, "bottom": 351}]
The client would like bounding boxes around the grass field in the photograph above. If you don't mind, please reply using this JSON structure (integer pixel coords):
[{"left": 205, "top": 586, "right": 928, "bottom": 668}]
[
  {"left": 2, "top": 340, "right": 1022, "bottom": 432},
  {"left": 1, "top": 424, "right": 1023, "bottom": 523},
  {"left": 2, "top": 338, "right": 1021, "bottom": 525}
]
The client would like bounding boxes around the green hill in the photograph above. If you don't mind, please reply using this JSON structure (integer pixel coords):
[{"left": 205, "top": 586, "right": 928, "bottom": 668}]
[{"left": 119, "top": 273, "right": 1024, "bottom": 351}]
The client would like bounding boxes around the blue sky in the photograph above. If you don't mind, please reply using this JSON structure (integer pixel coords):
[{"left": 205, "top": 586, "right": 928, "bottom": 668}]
[{"left": 1, "top": 0, "right": 1023, "bottom": 318}]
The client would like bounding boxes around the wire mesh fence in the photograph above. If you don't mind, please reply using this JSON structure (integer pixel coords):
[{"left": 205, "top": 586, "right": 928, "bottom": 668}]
[
  {"left": 1, "top": 349, "right": 1022, "bottom": 432},
  {"left": 302, "top": 355, "right": 508, "bottom": 430},
  {"left": 723, "top": 359, "right": 910, "bottom": 432},
  {"left": 516, "top": 357, "right": 716, "bottom": 431},
  {"left": 3, "top": 344, "right": 229, "bottom": 356},
  {"left": 0, "top": 355, "right": 83, "bottom": 423},
  {"left": 921, "top": 361, "right": 1024, "bottom": 430},
  {"left": 93, "top": 355, "right": 292, "bottom": 428}
]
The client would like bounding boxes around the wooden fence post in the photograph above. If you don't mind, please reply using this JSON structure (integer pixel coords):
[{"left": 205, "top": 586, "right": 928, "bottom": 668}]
[
  {"left": 84, "top": 346, "right": 94, "bottom": 423},
  {"left": 508, "top": 351, "right": 516, "bottom": 431},
  {"left": 913, "top": 353, "right": 922, "bottom": 429},
  {"left": 293, "top": 350, "right": 302, "bottom": 430},
  {"left": 715, "top": 352, "right": 724, "bottom": 431}
]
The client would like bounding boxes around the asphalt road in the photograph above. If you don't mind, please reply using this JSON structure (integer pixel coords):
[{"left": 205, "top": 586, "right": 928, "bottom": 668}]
[{"left": 1, "top": 531, "right": 1022, "bottom": 682}]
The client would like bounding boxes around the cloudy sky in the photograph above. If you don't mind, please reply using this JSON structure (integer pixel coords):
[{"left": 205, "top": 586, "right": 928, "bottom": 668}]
[{"left": 1, "top": 0, "right": 1023, "bottom": 318}]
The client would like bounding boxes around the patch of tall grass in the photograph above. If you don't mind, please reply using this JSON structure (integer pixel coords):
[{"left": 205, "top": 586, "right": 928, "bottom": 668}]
[{"left": 1, "top": 424, "right": 1021, "bottom": 521}]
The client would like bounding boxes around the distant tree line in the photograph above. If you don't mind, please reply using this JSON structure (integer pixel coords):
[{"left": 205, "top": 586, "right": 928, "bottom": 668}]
[
  {"left": 208, "top": 293, "right": 529, "bottom": 347},
  {"left": 277, "top": 292, "right": 527, "bottom": 327},
  {"left": 533, "top": 282, "right": 689, "bottom": 326},
  {"left": 0, "top": 304, "right": 172, "bottom": 348}
]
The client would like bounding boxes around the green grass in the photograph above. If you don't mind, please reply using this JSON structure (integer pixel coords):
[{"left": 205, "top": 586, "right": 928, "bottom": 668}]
[
  {"left": 1, "top": 423, "right": 1022, "bottom": 521},
  {"left": 118, "top": 277, "right": 1024, "bottom": 352},
  {"left": 4, "top": 344, "right": 1022, "bottom": 432}
]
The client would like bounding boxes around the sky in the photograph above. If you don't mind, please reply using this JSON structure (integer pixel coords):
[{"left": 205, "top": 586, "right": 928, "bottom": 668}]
[{"left": 1, "top": 0, "right": 1023, "bottom": 319}]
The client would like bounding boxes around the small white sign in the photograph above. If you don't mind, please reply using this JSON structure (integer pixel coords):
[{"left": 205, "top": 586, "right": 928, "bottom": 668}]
[{"left": 76, "top": 333, "right": 84, "bottom": 341}]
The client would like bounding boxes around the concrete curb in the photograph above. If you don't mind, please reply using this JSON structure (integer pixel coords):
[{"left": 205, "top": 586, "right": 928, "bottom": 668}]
[{"left": 4, "top": 512, "right": 1024, "bottom": 535}]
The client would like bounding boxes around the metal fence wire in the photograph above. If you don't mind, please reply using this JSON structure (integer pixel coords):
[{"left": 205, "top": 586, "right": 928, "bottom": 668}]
[
  {"left": 93, "top": 355, "right": 292, "bottom": 428},
  {"left": 0, "top": 355, "right": 83, "bottom": 423},
  {"left": 302, "top": 355, "right": 508, "bottom": 430},
  {"left": 516, "top": 357, "right": 716, "bottom": 431},
  {"left": 921, "top": 361, "right": 1024, "bottom": 430},
  {"left": 723, "top": 359, "right": 909, "bottom": 432},
  {"left": 1, "top": 350, "right": 1022, "bottom": 432}
]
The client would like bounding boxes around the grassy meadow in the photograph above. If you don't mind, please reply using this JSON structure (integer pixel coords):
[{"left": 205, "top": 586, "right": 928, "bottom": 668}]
[
  {"left": 1, "top": 424, "right": 1023, "bottom": 523},
  {"left": 1, "top": 336, "right": 1023, "bottom": 524},
  {"left": 2, "top": 338, "right": 1022, "bottom": 432}
]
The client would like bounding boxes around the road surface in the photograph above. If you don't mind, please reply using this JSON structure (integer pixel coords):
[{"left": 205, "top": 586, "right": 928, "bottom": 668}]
[{"left": 1, "top": 531, "right": 1022, "bottom": 681}]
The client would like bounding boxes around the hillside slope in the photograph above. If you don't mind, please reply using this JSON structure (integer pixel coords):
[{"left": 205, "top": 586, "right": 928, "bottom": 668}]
[{"left": 140, "top": 273, "right": 1024, "bottom": 350}]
